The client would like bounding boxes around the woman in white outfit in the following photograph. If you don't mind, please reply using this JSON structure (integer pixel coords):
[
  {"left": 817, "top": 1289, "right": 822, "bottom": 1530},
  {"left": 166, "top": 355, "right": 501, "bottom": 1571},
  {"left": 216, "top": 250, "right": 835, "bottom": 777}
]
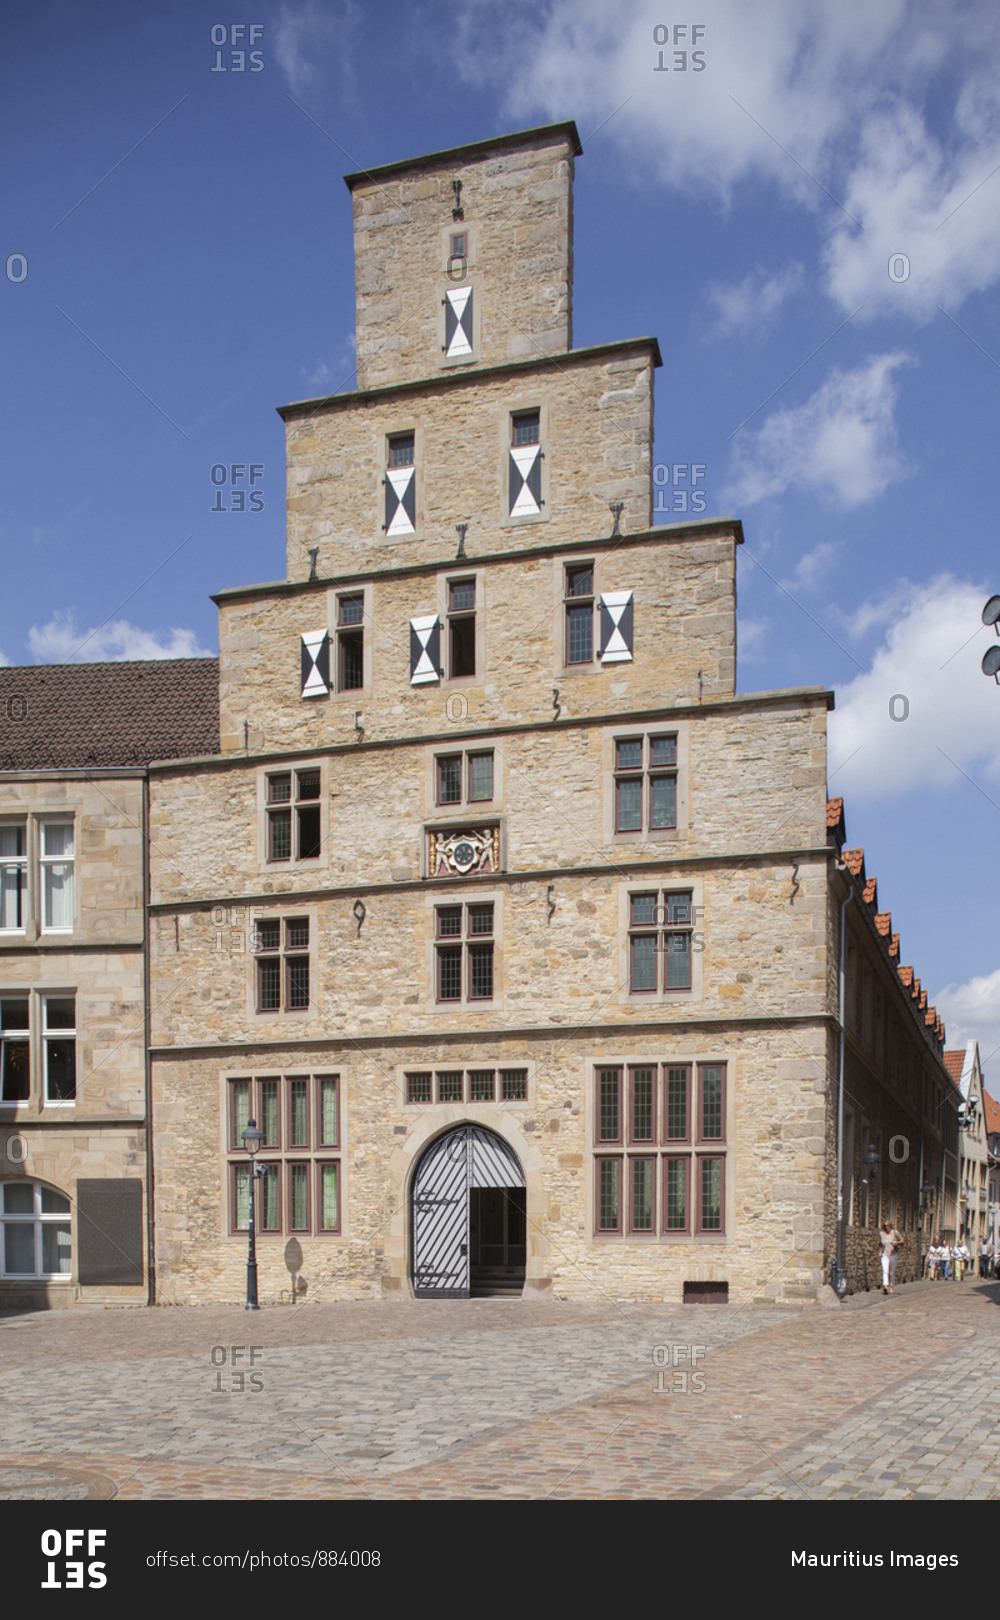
[{"left": 878, "top": 1220, "right": 903, "bottom": 1294}]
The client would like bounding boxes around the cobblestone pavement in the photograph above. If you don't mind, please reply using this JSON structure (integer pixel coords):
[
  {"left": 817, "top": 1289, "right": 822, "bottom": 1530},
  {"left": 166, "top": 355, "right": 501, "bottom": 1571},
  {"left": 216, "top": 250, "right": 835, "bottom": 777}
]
[{"left": 1, "top": 1279, "right": 997, "bottom": 1499}]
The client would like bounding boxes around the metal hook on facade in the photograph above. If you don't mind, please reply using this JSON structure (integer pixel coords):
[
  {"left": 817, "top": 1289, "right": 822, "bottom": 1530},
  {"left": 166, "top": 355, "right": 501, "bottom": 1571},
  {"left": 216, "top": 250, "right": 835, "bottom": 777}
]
[
  {"left": 452, "top": 178, "right": 463, "bottom": 219},
  {"left": 456, "top": 523, "right": 468, "bottom": 559},
  {"left": 307, "top": 547, "right": 319, "bottom": 581},
  {"left": 552, "top": 687, "right": 561, "bottom": 721},
  {"left": 354, "top": 711, "right": 364, "bottom": 741},
  {"left": 546, "top": 883, "right": 556, "bottom": 923},
  {"left": 790, "top": 863, "right": 801, "bottom": 904},
  {"left": 353, "top": 899, "right": 366, "bottom": 937},
  {"left": 609, "top": 501, "right": 624, "bottom": 538}
]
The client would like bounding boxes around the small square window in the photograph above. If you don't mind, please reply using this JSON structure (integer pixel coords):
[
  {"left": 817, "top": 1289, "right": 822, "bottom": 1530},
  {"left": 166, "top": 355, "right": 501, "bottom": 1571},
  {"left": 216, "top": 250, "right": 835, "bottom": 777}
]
[
  {"left": 512, "top": 411, "right": 540, "bottom": 446},
  {"left": 436, "top": 907, "right": 462, "bottom": 938},
  {"left": 388, "top": 433, "right": 415, "bottom": 468},
  {"left": 437, "top": 1071, "right": 463, "bottom": 1103},
  {"left": 566, "top": 565, "right": 594, "bottom": 598},
  {"left": 616, "top": 740, "right": 642, "bottom": 772},
  {"left": 256, "top": 920, "right": 280, "bottom": 952},
  {"left": 338, "top": 595, "right": 364, "bottom": 627},
  {"left": 406, "top": 1073, "right": 432, "bottom": 1105},
  {"left": 449, "top": 579, "right": 475, "bottom": 612},
  {"left": 470, "top": 1069, "right": 495, "bottom": 1102},
  {"left": 268, "top": 775, "right": 292, "bottom": 804},
  {"left": 450, "top": 233, "right": 466, "bottom": 257}
]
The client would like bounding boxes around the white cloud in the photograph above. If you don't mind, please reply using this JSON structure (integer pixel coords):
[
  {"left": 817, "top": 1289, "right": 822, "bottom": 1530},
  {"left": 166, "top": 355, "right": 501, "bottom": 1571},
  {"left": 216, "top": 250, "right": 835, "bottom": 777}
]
[
  {"left": 300, "top": 331, "right": 356, "bottom": 397},
  {"left": 27, "top": 614, "right": 213, "bottom": 664},
  {"left": 452, "top": 0, "right": 1000, "bottom": 319},
  {"left": 0, "top": 647, "right": 9, "bottom": 667},
  {"left": 273, "top": 0, "right": 358, "bottom": 97},
  {"left": 726, "top": 353, "right": 913, "bottom": 509},
  {"left": 737, "top": 616, "right": 770, "bottom": 660},
  {"left": 935, "top": 970, "right": 1000, "bottom": 1090},
  {"left": 783, "top": 541, "right": 840, "bottom": 593},
  {"left": 704, "top": 264, "right": 803, "bottom": 338},
  {"left": 828, "top": 576, "right": 1000, "bottom": 800}
]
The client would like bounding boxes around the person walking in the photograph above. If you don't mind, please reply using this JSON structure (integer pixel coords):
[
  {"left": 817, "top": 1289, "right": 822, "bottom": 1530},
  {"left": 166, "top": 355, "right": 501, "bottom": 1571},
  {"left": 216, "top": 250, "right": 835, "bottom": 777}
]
[
  {"left": 939, "top": 1237, "right": 951, "bottom": 1281},
  {"left": 980, "top": 1236, "right": 993, "bottom": 1278},
  {"left": 956, "top": 1240, "right": 970, "bottom": 1280},
  {"left": 927, "top": 1240, "right": 940, "bottom": 1280},
  {"left": 878, "top": 1219, "right": 904, "bottom": 1294}
]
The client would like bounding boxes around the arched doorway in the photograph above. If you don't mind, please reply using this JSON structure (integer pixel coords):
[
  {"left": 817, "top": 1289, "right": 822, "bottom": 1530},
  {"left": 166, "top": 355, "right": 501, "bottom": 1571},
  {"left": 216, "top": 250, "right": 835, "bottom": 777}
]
[{"left": 411, "top": 1125, "right": 526, "bottom": 1299}]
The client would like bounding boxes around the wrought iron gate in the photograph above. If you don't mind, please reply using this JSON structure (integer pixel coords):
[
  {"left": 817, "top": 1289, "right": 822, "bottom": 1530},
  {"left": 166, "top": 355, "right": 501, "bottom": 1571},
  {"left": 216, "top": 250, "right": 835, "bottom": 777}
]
[{"left": 411, "top": 1126, "right": 525, "bottom": 1299}]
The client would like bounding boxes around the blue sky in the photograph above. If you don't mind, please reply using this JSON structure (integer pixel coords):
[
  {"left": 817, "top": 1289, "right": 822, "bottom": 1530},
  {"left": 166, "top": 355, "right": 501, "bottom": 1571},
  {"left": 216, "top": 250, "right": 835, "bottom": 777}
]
[{"left": 2, "top": 0, "right": 1000, "bottom": 1083}]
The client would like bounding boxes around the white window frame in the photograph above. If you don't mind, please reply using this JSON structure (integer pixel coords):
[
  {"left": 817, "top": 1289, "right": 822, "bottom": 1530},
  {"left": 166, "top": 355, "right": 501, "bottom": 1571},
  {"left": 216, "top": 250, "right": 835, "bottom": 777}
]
[
  {"left": 0, "top": 1180, "right": 73, "bottom": 1280},
  {"left": 0, "top": 820, "right": 28, "bottom": 934},
  {"left": 40, "top": 820, "right": 74, "bottom": 934},
  {"left": 42, "top": 992, "right": 77, "bottom": 1107}
]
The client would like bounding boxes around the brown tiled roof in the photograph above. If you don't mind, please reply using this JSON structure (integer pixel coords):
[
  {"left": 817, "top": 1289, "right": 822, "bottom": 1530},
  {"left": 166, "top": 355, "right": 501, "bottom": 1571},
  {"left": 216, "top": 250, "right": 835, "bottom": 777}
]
[
  {"left": 842, "top": 847, "right": 865, "bottom": 877},
  {"left": 0, "top": 660, "right": 219, "bottom": 770},
  {"left": 874, "top": 912, "right": 892, "bottom": 937},
  {"left": 889, "top": 933, "right": 899, "bottom": 958},
  {"left": 863, "top": 876, "right": 878, "bottom": 907},
  {"left": 984, "top": 1091, "right": 1000, "bottom": 1136},
  {"left": 898, "top": 965, "right": 914, "bottom": 987},
  {"left": 943, "top": 1050, "right": 965, "bottom": 1083},
  {"left": 826, "top": 796, "right": 844, "bottom": 827}
]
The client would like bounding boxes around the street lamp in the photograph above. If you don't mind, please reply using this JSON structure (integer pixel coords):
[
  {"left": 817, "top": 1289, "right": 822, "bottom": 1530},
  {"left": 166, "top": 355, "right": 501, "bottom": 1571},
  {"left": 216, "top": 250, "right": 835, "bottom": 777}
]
[
  {"left": 241, "top": 1116, "right": 263, "bottom": 1311},
  {"left": 982, "top": 595, "right": 1000, "bottom": 680}
]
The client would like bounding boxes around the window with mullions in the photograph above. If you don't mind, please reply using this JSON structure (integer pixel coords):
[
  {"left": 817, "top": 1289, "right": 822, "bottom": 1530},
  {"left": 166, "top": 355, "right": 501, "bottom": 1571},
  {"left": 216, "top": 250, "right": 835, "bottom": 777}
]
[
  {"left": 593, "top": 1063, "right": 726, "bottom": 1236},
  {"left": 435, "top": 903, "right": 494, "bottom": 1003},
  {"left": 565, "top": 564, "right": 594, "bottom": 664},
  {"left": 512, "top": 410, "right": 539, "bottom": 446},
  {"left": 0, "top": 824, "right": 27, "bottom": 932},
  {"left": 227, "top": 1074, "right": 340, "bottom": 1235},
  {"left": 403, "top": 1067, "right": 528, "bottom": 1105},
  {"left": 614, "top": 735, "right": 677, "bottom": 833},
  {"left": 337, "top": 595, "right": 365, "bottom": 691},
  {"left": 254, "top": 917, "right": 310, "bottom": 1014},
  {"left": 266, "top": 771, "right": 321, "bottom": 863},
  {"left": 1, "top": 1182, "right": 72, "bottom": 1278},
  {"left": 628, "top": 891, "right": 692, "bottom": 993},
  {"left": 435, "top": 749, "right": 494, "bottom": 806}
]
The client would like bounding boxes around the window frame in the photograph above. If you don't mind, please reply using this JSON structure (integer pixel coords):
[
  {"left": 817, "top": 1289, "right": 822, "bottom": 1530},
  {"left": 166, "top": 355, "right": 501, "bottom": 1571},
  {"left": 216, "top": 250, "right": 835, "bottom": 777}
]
[
  {"left": 620, "top": 882, "right": 702, "bottom": 1004},
  {"left": 433, "top": 747, "right": 496, "bottom": 809},
  {"left": 225, "top": 1073, "right": 342, "bottom": 1237},
  {"left": 400, "top": 1065, "right": 530, "bottom": 1107},
  {"left": 590, "top": 1059, "right": 727, "bottom": 1239},
  {"left": 42, "top": 993, "right": 76, "bottom": 1107},
  {"left": 251, "top": 912, "right": 314, "bottom": 1019},
  {"left": 564, "top": 561, "right": 596, "bottom": 667},
  {"left": 336, "top": 592, "right": 366, "bottom": 693},
  {"left": 434, "top": 901, "right": 495, "bottom": 1004},
  {"left": 0, "top": 1180, "right": 73, "bottom": 1281},
  {"left": 258, "top": 764, "right": 327, "bottom": 874},
  {"left": 0, "top": 819, "right": 28, "bottom": 935},
  {"left": 40, "top": 819, "right": 75, "bottom": 934},
  {"left": 0, "top": 994, "right": 31, "bottom": 1106}
]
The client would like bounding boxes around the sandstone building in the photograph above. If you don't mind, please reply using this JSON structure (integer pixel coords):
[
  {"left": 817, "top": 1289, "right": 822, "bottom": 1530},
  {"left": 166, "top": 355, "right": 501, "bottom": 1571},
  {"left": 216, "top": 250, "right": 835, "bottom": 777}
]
[{"left": 0, "top": 122, "right": 960, "bottom": 1307}]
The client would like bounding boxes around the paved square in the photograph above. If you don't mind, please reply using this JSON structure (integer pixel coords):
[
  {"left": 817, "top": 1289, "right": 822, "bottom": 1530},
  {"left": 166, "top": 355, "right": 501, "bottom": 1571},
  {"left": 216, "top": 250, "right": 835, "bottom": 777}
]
[{"left": 2, "top": 1279, "right": 998, "bottom": 1499}]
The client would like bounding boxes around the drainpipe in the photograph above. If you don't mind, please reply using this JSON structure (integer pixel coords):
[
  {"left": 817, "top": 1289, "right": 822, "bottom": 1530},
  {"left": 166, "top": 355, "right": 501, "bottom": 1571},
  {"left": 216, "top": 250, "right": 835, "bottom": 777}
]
[
  {"left": 142, "top": 772, "right": 156, "bottom": 1307},
  {"left": 917, "top": 1054, "right": 926, "bottom": 1284},
  {"left": 832, "top": 866, "right": 853, "bottom": 1298}
]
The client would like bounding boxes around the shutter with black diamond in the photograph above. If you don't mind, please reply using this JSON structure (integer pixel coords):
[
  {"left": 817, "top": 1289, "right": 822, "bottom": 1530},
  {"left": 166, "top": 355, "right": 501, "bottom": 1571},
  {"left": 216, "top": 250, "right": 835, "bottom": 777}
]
[
  {"left": 444, "top": 286, "right": 473, "bottom": 358},
  {"left": 384, "top": 465, "right": 416, "bottom": 536},
  {"left": 509, "top": 443, "right": 542, "bottom": 517},
  {"left": 599, "top": 591, "right": 634, "bottom": 663},
  {"left": 409, "top": 615, "right": 441, "bottom": 685},
  {"left": 301, "top": 630, "right": 331, "bottom": 697}
]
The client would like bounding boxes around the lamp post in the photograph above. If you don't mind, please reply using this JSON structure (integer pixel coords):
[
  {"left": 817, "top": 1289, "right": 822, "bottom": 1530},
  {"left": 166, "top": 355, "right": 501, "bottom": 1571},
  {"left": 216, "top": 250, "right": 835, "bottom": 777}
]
[
  {"left": 242, "top": 1116, "right": 263, "bottom": 1310},
  {"left": 919, "top": 1182, "right": 935, "bottom": 1280}
]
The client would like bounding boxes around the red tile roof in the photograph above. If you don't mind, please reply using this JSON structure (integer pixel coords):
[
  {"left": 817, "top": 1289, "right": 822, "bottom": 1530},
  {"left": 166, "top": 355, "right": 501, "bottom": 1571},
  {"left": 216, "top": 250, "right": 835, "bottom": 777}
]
[
  {"left": 874, "top": 912, "right": 892, "bottom": 937},
  {"left": 889, "top": 933, "right": 899, "bottom": 958},
  {"left": 0, "top": 660, "right": 219, "bottom": 770},
  {"left": 863, "top": 876, "right": 878, "bottom": 907},
  {"left": 899, "top": 965, "right": 914, "bottom": 988},
  {"left": 842, "top": 848, "right": 865, "bottom": 877},
  {"left": 943, "top": 1050, "right": 966, "bottom": 1083},
  {"left": 984, "top": 1091, "right": 1000, "bottom": 1136}
]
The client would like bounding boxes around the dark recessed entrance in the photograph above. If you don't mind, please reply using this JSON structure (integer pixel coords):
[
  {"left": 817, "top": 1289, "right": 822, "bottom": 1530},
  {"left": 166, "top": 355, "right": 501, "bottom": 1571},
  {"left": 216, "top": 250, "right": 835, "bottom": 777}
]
[
  {"left": 470, "top": 1186, "right": 526, "bottom": 1296},
  {"left": 411, "top": 1125, "right": 526, "bottom": 1299}
]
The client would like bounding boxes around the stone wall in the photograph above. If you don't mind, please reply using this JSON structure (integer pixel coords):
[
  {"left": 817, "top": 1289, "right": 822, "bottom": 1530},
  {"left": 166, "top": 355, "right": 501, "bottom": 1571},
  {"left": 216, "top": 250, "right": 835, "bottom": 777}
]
[
  {"left": 282, "top": 345, "right": 656, "bottom": 582},
  {"left": 350, "top": 131, "right": 576, "bottom": 391}
]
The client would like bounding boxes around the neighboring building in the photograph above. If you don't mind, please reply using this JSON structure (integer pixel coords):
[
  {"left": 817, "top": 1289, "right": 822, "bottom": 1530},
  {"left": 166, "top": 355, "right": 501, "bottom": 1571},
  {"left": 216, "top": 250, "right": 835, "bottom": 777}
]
[
  {"left": 945, "top": 1041, "right": 990, "bottom": 1258},
  {"left": 825, "top": 822, "right": 961, "bottom": 1292},
  {"left": 0, "top": 660, "right": 217, "bottom": 1306},
  {"left": 143, "top": 121, "right": 958, "bottom": 1307},
  {"left": 984, "top": 1088, "right": 1000, "bottom": 1262}
]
